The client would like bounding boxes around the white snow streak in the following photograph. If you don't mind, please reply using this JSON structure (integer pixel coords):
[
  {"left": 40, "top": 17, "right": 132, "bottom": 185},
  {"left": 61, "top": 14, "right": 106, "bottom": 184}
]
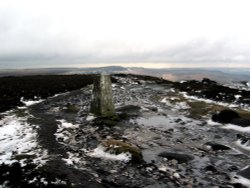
[
  {"left": 20, "top": 97, "right": 44, "bottom": 106},
  {"left": 88, "top": 145, "right": 131, "bottom": 162},
  {"left": 0, "top": 113, "right": 48, "bottom": 166}
]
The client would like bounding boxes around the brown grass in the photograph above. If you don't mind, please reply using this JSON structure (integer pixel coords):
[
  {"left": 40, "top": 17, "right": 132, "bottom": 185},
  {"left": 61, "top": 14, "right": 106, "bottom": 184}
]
[{"left": 103, "top": 139, "right": 142, "bottom": 162}]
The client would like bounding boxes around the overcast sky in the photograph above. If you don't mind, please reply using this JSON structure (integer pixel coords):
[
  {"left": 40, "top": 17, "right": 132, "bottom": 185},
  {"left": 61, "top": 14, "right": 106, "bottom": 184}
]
[{"left": 0, "top": 0, "right": 250, "bottom": 69}]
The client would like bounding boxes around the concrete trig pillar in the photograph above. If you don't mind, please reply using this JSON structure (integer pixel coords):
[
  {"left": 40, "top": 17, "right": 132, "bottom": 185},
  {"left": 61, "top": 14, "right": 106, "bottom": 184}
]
[{"left": 90, "top": 74, "right": 115, "bottom": 117}]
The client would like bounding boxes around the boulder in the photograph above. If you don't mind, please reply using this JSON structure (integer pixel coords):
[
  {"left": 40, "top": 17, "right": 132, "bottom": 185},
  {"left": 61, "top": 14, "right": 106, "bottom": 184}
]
[
  {"left": 230, "top": 118, "right": 250, "bottom": 127},
  {"left": 237, "top": 166, "right": 250, "bottom": 180},
  {"left": 212, "top": 109, "right": 250, "bottom": 127},
  {"left": 204, "top": 142, "right": 231, "bottom": 151},
  {"left": 212, "top": 109, "right": 240, "bottom": 123},
  {"left": 201, "top": 78, "right": 217, "bottom": 85}
]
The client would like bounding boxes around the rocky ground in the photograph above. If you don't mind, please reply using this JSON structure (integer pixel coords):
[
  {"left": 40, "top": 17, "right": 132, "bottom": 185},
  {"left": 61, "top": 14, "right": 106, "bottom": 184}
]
[{"left": 0, "top": 74, "right": 250, "bottom": 188}]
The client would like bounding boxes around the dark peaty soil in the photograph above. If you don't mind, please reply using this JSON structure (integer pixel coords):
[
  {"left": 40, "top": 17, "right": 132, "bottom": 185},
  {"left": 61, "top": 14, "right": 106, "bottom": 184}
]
[{"left": 0, "top": 75, "right": 97, "bottom": 113}]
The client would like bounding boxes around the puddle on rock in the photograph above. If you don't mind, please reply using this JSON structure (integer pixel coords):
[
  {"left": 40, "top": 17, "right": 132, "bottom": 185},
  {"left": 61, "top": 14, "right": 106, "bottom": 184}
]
[{"left": 131, "top": 115, "right": 177, "bottom": 128}]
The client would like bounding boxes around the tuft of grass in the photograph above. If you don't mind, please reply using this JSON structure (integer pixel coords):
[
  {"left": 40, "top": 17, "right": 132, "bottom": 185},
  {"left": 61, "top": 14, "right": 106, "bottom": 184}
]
[
  {"left": 14, "top": 154, "right": 36, "bottom": 161},
  {"left": 64, "top": 104, "right": 79, "bottom": 113},
  {"left": 103, "top": 139, "right": 143, "bottom": 163},
  {"left": 236, "top": 109, "right": 250, "bottom": 119},
  {"left": 13, "top": 109, "right": 29, "bottom": 118}
]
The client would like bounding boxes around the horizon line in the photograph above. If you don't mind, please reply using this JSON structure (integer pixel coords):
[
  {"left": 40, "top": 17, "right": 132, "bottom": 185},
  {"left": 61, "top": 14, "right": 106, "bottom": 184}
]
[{"left": 1, "top": 65, "right": 250, "bottom": 71}]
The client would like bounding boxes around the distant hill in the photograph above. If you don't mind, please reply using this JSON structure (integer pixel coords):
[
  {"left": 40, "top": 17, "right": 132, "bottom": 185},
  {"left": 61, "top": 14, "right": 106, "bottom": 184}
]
[
  {"left": 121, "top": 67, "right": 250, "bottom": 84},
  {"left": 0, "top": 66, "right": 249, "bottom": 84},
  {"left": 0, "top": 66, "right": 128, "bottom": 77}
]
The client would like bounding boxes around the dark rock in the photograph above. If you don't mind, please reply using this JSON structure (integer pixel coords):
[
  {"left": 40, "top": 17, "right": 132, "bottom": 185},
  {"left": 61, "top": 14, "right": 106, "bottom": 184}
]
[
  {"left": 212, "top": 110, "right": 250, "bottom": 127},
  {"left": 228, "top": 166, "right": 239, "bottom": 171},
  {"left": 236, "top": 134, "right": 250, "bottom": 144},
  {"left": 158, "top": 152, "right": 194, "bottom": 163},
  {"left": 147, "top": 106, "right": 158, "bottom": 112},
  {"left": 204, "top": 142, "right": 231, "bottom": 151},
  {"left": 204, "top": 165, "right": 217, "bottom": 172},
  {"left": 175, "top": 118, "right": 182, "bottom": 123},
  {"left": 237, "top": 166, "right": 250, "bottom": 180},
  {"left": 212, "top": 109, "right": 240, "bottom": 123},
  {"left": 9, "top": 162, "right": 22, "bottom": 184},
  {"left": 232, "top": 183, "right": 248, "bottom": 188},
  {"left": 201, "top": 78, "right": 217, "bottom": 85},
  {"left": 231, "top": 118, "right": 250, "bottom": 127}
]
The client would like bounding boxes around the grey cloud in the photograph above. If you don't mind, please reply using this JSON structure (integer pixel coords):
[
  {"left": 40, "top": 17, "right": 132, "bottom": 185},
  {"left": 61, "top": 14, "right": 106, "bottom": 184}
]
[
  {"left": 0, "top": 8, "right": 249, "bottom": 68},
  {"left": 0, "top": 37, "right": 249, "bottom": 68},
  {"left": 96, "top": 39, "right": 249, "bottom": 64}
]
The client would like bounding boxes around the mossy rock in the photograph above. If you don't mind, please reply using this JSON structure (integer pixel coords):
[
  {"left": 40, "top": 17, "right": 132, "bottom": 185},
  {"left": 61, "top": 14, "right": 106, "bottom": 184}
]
[
  {"left": 102, "top": 139, "right": 143, "bottom": 163},
  {"left": 212, "top": 109, "right": 240, "bottom": 123},
  {"left": 64, "top": 104, "right": 79, "bottom": 113},
  {"left": 13, "top": 109, "right": 29, "bottom": 118}
]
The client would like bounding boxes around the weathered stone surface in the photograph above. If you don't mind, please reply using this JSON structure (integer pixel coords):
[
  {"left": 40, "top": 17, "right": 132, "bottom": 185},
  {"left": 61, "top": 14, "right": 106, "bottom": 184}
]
[
  {"left": 158, "top": 152, "right": 194, "bottom": 163},
  {"left": 90, "top": 74, "right": 115, "bottom": 117},
  {"left": 237, "top": 166, "right": 250, "bottom": 180}
]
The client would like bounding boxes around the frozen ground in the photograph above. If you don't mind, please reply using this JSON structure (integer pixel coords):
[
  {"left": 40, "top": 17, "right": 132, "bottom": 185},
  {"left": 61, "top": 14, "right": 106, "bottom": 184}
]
[{"left": 0, "top": 74, "right": 250, "bottom": 188}]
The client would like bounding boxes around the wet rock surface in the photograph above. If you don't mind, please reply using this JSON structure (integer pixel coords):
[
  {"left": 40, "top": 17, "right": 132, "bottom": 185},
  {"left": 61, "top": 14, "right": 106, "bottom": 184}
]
[
  {"left": 158, "top": 152, "right": 194, "bottom": 163},
  {"left": 0, "top": 74, "right": 250, "bottom": 187}
]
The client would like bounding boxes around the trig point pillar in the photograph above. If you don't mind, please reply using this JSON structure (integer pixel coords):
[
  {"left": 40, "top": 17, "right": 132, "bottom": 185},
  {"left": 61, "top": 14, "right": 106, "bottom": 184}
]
[{"left": 90, "top": 74, "right": 115, "bottom": 117}]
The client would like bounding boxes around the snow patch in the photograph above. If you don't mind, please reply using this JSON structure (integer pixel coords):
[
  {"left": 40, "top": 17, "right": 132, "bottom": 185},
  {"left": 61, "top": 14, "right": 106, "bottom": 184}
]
[
  {"left": 235, "top": 95, "right": 242, "bottom": 100},
  {"left": 88, "top": 145, "right": 131, "bottom": 162},
  {"left": 182, "top": 92, "right": 250, "bottom": 111},
  {"left": 161, "top": 97, "right": 190, "bottom": 111},
  {"left": 207, "top": 120, "right": 250, "bottom": 132},
  {"left": 57, "top": 119, "right": 79, "bottom": 129},
  {"left": 223, "top": 124, "right": 250, "bottom": 133},
  {"left": 62, "top": 151, "right": 86, "bottom": 169},
  {"left": 86, "top": 115, "right": 95, "bottom": 121},
  {"left": 235, "top": 139, "right": 250, "bottom": 151},
  {"left": 49, "top": 92, "right": 69, "bottom": 98},
  {"left": 55, "top": 120, "right": 79, "bottom": 144},
  {"left": 207, "top": 119, "right": 222, "bottom": 126},
  {"left": 0, "top": 114, "right": 48, "bottom": 166},
  {"left": 20, "top": 97, "right": 44, "bottom": 106}
]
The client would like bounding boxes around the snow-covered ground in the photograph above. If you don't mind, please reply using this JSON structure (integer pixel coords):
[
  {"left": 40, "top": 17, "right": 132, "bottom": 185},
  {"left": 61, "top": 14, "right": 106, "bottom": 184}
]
[
  {"left": 0, "top": 112, "right": 48, "bottom": 166},
  {"left": 182, "top": 92, "right": 250, "bottom": 111},
  {"left": 54, "top": 119, "right": 79, "bottom": 144},
  {"left": 224, "top": 82, "right": 250, "bottom": 91}
]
